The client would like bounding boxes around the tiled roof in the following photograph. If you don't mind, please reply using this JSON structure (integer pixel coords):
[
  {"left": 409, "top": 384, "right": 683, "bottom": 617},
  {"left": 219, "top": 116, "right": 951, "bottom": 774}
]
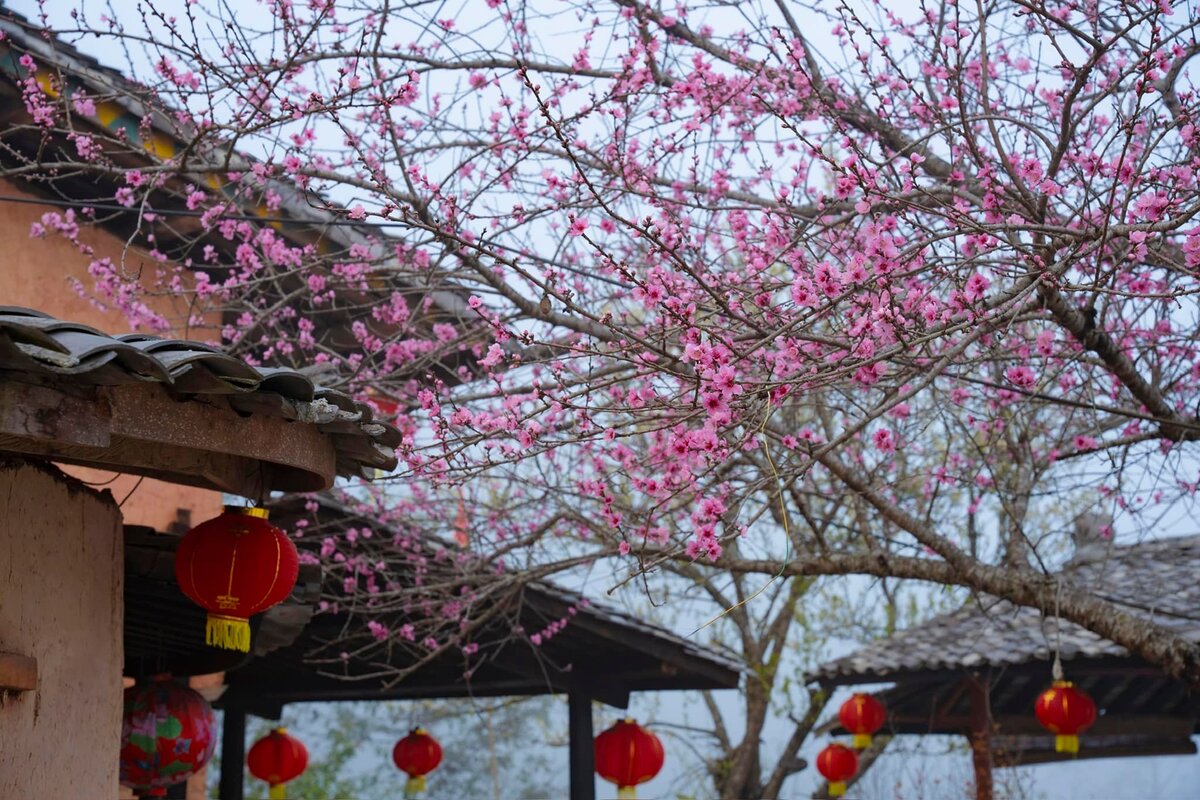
[
  {"left": 0, "top": 9, "right": 473, "bottom": 323},
  {"left": 529, "top": 578, "right": 745, "bottom": 679},
  {"left": 268, "top": 492, "right": 745, "bottom": 684},
  {"left": 0, "top": 306, "right": 400, "bottom": 478},
  {"left": 812, "top": 535, "right": 1200, "bottom": 683}
]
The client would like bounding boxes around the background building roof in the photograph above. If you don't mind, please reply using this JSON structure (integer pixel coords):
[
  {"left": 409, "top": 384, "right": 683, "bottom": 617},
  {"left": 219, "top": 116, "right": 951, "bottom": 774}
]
[{"left": 812, "top": 535, "right": 1200, "bottom": 685}]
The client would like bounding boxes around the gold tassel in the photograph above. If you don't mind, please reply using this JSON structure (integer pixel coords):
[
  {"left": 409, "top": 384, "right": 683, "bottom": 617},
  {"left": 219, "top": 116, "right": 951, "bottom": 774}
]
[
  {"left": 617, "top": 787, "right": 637, "bottom": 799},
  {"left": 852, "top": 734, "right": 871, "bottom": 749},
  {"left": 1055, "top": 734, "right": 1079, "bottom": 754},
  {"left": 268, "top": 784, "right": 286, "bottom": 800},
  {"left": 405, "top": 775, "right": 427, "bottom": 795},
  {"left": 206, "top": 614, "right": 251, "bottom": 652},
  {"left": 829, "top": 780, "right": 847, "bottom": 797}
]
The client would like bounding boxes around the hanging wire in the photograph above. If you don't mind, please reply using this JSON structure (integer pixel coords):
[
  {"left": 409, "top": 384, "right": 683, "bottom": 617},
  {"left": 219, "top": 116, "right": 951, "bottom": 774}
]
[
  {"left": 118, "top": 475, "right": 146, "bottom": 508},
  {"left": 1051, "top": 577, "right": 1064, "bottom": 681}
]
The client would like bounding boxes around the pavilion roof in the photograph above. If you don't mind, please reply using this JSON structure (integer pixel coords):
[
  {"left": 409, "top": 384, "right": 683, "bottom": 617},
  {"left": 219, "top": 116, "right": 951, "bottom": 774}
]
[
  {"left": 211, "top": 493, "right": 742, "bottom": 717},
  {"left": 812, "top": 534, "right": 1200, "bottom": 686}
]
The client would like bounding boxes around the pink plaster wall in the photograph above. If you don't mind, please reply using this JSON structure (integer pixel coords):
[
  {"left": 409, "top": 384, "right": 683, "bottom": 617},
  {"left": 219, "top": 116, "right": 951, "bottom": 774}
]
[
  {"left": 0, "top": 460, "right": 124, "bottom": 798},
  {"left": 0, "top": 177, "right": 223, "bottom": 529}
]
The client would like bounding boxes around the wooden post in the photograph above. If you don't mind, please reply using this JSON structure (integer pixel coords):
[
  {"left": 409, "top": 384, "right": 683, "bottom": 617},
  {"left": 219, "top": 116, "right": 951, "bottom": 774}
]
[
  {"left": 967, "top": 674, "right": 994, "bottom": 800},
  {"left": 219, "top": 707, "right": 247, "bottom": 800},
  {"left": 568, "top": 691, "right": 596, "bottom": 800}
]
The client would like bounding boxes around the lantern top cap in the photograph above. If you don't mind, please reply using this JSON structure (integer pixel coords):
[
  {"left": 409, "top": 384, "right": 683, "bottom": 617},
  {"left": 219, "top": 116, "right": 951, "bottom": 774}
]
[
  {"left": 224, "top": 505, "right": 271, "bottom": 519},
  {"left": 274, "top": 727, "right": 289, "bottom": 734},
  {"left": 1049, "top": 680, "right": 1075, "bottom": 689}
]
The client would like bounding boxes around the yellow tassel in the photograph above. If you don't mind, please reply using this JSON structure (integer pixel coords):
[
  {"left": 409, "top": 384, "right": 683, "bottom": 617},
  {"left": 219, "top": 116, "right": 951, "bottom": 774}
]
[
  {"left": 852, "top": 734, "right": 871, "bottom": 750},
  {"left": 405, "top": 775, "right": 427, "bottom": 795},
  {"left": 206, "top": 614, "right": 251, "bottom": 652},
  {"left": 829, "top": 781, "right": 847, "bottom": 797},
  {"left": 1055, "top": 734, "right": 1079, "bottom": 754},
  {"left": 617, "top": 788, "right": 637, "bottom": 800},
  {"left": 269, "top": 784, "right": 286, "bottom": 800}
]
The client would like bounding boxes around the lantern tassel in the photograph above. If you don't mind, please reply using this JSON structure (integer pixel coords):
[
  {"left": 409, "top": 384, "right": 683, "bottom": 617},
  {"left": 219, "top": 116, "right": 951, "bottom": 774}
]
[
  {"left": 206, "top": 614, "right": 251, "bottom": 652},
  {"left": 829, "top": 780, "right": 847, "bottom": 797},
  {"left": 1055, "top": 734, "right": 1080, "bottom": 754},
  {"left": 268, "top": 784, "right": 286, "bottom": 800},
  {"left": 405, "top": 775, "right": 427, "bottom": 795},
  {"left": 851, "top": 734, "right": 872, "bottom": 749},
  {"left": 617, "top": 787, "right": 637, "bottom": 799}
]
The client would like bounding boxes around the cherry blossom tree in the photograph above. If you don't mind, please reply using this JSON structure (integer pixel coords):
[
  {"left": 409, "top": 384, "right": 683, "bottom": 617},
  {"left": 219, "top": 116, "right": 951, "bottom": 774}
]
[{"left": 7, "top": 1, "right": 1200, "bottom": 792}]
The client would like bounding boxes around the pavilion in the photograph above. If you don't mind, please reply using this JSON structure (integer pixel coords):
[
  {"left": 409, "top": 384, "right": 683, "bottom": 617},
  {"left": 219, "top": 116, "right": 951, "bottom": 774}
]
[
  {"left": 120, "top": 493, "right": 741, "bottom": 800},
  {"left": 216, "top": 495, "right": 740, "bottom": 800},
  {"left": 810, "top": 535, "right": 1200, "bottom": 799}
]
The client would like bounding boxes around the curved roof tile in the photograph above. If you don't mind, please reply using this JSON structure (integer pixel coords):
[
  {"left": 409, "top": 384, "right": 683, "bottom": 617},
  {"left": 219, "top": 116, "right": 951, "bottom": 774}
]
[{"left": 0, "top": 307, "right": 401, "bottom": 477}]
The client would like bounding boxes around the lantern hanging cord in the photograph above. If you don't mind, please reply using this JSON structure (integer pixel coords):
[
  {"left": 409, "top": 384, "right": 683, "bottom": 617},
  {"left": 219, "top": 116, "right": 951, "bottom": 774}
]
[
  {"left": 690, "top": 401, "right": 791, "bottom": 636},
  {"left": 118, "top": 475, "right": 145, "bottom": 508},
  {"left": 1052, "top": 577, "right": 1064, "bottom": 682}
]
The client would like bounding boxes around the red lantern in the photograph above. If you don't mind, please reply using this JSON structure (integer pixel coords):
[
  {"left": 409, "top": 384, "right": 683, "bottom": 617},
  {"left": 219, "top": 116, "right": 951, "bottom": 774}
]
[
  {"left": 247, "top": 727, "right": 309, "bottom": 799},
  {"left": 1034, "top": 680, "right": 1097, "bottom": 754},
  {"left": 392, "top": 727, "right": 443, "bottom": 795},
  {"left": 593, "top": 718, "right": 665, "bottom": 799},
  {"left": 838, "top": 692, "right": 887, "bottom": 749},
  {"left": 174, "top": 506, "right": 299, "bottom": 652},
  {"left": 119, "top": 677, "right": 216, "bottom": 797},
  {"left": 816, "top": 743, "right": 858, "bottom": 797}
]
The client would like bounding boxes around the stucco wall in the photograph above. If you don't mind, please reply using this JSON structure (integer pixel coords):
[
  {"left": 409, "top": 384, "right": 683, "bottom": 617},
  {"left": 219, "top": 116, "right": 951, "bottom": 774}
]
[
  {"left": 0, "top": 460, "right": 124, "bottom": 798},
  {"left": 0, "top": 176, "right": 223, "bottom": 529}
]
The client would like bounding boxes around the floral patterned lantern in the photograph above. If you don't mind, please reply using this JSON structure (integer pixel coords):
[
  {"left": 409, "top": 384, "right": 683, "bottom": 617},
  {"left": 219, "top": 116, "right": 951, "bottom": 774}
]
[
  {"left": 392, "top": 727, "right": 443, "bottom": 796},
  {"left": 593, "top": 718, "right": 665, "bottom": 799},
  {"left": 174, "top": 506, "right": 299, "bottom": 652},
  {"left": 119, "top": 677, "right": 216, "bottom": 797},
  {"left": 1034, "top": 680, "right": 1097, "bottom": 754},
  {"left": 247, "top": 727, "right": 309, "bottom": 799}
]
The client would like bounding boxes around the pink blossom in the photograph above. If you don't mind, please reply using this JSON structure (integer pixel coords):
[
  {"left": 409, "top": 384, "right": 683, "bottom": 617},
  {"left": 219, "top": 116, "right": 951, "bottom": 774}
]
[
  {"left": 964, "top": 273, "right": 990, "bottom": 302},
  {"left": 479, "top": 343, "right": 505, "bottom": 369},
  {"left": 1005, "top": 366, "right": 1037, "bottom": 390}
]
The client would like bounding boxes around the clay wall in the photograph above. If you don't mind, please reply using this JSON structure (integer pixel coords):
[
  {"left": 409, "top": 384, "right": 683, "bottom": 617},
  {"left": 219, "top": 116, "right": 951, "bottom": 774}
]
[{"left": 0, "top": 460, "right": 124, "bottom": 798}]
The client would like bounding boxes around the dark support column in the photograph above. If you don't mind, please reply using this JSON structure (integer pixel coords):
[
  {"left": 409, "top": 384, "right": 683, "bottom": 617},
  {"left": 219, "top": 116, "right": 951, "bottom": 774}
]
[
  {"left": 220, "top": 707, "right": 247, "bottom": 800},
  {"left": 568, "top": 691, "right": 596, "bottom": 800},
  {"left": 967, "top": 674, "right": 994, "bottom": 800}
]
